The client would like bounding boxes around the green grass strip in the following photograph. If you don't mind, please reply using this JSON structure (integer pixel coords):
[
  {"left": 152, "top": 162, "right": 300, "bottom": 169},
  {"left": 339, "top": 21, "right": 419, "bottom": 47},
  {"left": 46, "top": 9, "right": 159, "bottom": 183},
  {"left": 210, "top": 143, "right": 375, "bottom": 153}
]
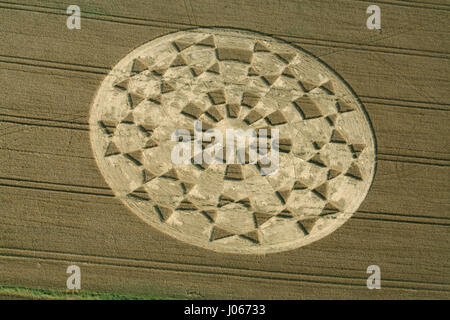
[{"left": 0, "top": 285, "right": 178, "bottom": 300}]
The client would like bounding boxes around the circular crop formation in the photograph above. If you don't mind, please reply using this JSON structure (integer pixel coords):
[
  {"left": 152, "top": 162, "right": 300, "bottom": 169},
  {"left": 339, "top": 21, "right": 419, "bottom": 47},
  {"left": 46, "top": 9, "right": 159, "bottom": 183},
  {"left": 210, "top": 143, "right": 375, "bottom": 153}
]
[{"left": 89, "top": 28, "right": 376, "bottom": 254}]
